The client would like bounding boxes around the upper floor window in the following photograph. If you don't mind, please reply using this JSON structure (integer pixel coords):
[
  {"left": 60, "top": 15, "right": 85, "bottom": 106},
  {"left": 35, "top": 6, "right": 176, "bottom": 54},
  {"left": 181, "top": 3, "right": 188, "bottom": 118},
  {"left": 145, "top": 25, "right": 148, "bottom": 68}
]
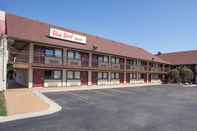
[
  {"left": 111, "top": 57, "right": 119, "bottom": 64},
  {"left": 67, "top": 51, "right": 80, "bottom": 60},
  {"left": 128, "top": 59, "right": 137, "bottom": 66},
  {"left": 45, "top": 48, "right": 62, "bottom": 57},
  {"left": 98, "top": 56, "right": 109, "bottom": 63}
]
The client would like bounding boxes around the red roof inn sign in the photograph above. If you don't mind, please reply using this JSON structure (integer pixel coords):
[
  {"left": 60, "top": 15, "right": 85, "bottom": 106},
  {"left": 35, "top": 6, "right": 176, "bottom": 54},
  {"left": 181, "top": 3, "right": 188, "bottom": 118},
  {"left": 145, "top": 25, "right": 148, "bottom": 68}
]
[{"left": 49, "top": 28, "right": 87, "bottom": 44}]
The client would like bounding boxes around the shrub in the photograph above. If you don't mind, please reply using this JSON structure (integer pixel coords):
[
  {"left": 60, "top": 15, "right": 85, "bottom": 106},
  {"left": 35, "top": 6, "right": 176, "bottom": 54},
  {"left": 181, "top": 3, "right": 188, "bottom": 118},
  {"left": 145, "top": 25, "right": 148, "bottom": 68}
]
[
  {"left": 168, "top": 68, "right": 181, "bottom": 83},
  {"left": 179, "top": 66, "right": 193, "bottom": 83}
]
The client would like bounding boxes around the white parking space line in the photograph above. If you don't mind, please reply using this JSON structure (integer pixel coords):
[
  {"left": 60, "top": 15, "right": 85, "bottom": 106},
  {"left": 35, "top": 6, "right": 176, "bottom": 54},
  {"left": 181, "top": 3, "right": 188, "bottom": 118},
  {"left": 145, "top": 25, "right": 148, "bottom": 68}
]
[
  {"left": 90, "top": 90, "right": 116, "bottom": 97},
  {"left": 110, "top": 89, "right": 135, "bottom": 95},
  {"left": 67, "top": 92, "right": 95, "bottom": 104}
]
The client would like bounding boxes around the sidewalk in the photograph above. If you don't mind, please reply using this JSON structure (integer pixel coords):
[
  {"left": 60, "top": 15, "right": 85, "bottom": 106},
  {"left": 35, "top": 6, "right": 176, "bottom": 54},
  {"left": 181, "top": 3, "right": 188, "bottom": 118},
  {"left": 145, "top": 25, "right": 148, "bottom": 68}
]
[
  {"left": 5, "top": 89, "right": 49, "bottom": 115},
  {"left": 35, "top": 83, "right": 161, "bottom": 93}
]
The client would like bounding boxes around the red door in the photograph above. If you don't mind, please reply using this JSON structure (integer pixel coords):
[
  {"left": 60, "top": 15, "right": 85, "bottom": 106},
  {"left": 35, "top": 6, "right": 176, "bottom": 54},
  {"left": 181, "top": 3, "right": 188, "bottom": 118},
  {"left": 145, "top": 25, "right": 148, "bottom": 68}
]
[
  {"left": 126, "top": 73, "right": 130, "bottom": 83},
  {"left": 80, "top": 71, "right": 88, "bottom": 85},
  {"left": 33, "top": 69, "right": 44, "bottom": 87},
  {"left": 144, "top": 73, "right": 147, "bottom": 83},
  {"left": 148, "top": 74, "right": 152, "bottom": 82},
  {"left": 92, "top": 72, "right": 98, "bottom": 85},
  {"left": 120, "top": 73, "right": 124, "bottom": 83}
]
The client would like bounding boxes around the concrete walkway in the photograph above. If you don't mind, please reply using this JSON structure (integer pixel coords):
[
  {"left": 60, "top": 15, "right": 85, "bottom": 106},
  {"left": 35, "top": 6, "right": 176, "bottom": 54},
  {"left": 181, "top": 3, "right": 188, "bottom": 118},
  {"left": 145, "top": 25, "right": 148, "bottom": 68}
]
[
  {"left": 5, "top": 89, "right": 49, "bottom": 115},
  {"left": 35, "top": 83, "right": 161, "bottom": 93}
]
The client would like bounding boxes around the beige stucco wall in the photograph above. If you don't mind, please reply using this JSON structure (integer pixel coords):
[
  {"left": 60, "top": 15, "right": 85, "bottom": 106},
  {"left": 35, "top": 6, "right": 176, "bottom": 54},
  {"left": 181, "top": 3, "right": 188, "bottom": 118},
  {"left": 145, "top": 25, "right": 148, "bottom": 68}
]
[
  {"left": 67, "top": 80, "right": 81, "bottom": 86},
  {"left": 129, "top": 79, "right": 144, "bottom": 84},
  {"left": 98, "top": 80, "right": 110, "bottom": 85},
  {"left": 44, "top": 80, "right": 62, "bottom": 87},
  {"left": 110, "top": 80, "right": 120, "bottom": 85},
  {"left": 151, "top": 79, "right": 161, "bottom": 83}
]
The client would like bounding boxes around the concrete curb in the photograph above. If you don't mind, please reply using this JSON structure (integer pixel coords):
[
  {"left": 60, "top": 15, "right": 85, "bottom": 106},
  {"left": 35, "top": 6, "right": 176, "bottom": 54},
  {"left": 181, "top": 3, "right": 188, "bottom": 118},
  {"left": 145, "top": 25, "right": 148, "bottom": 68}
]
[
  {"left": 40, "top": 83, "right": 162, "bottom": 93},
  {"left": 0, "top": 91, "right": 62, "bottom": 123}
]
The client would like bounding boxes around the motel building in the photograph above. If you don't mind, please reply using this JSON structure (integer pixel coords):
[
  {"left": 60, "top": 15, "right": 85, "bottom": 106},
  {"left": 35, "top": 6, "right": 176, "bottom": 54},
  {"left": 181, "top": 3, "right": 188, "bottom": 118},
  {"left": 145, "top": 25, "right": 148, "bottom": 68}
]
[{"left": 0, "top": 10, "right": 171, "bottom": 91}]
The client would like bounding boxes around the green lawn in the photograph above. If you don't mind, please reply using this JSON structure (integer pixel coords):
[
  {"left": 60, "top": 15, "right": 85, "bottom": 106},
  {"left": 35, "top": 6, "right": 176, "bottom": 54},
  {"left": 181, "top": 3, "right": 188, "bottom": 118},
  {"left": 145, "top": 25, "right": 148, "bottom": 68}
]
[{"left": 0, "top": 92, "right": 7, "bottom": 116}]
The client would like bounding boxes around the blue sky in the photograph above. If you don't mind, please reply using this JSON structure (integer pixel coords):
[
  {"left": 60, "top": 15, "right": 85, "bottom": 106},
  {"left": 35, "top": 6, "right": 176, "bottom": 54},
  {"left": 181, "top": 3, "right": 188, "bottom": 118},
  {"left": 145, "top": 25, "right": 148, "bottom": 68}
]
[{"left": 1, "top": 0, "right": 197, "bottom": 53}]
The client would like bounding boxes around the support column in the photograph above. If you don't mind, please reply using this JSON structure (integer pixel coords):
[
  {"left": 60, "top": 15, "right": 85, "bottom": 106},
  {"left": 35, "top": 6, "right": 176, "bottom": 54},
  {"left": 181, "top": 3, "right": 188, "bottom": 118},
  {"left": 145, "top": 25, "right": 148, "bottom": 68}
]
[
  {"left": 124, "top": 57, "right": 127, "bottom": 84},
  {"left": 88, "top": 70, "right": 92, "bottom": 85},
  {"left": 28, "top": 67, "right": 33, "bottom": 88},
  {"left": 62, "top": 69, "right": 67, "bottom": 87},
  {"left": 146, "top": 61, "right": 149, "bottom": 83},
  {"left": 108, "top": 71, "right": 111, "bottom": 84},
  {"left": 29, "top": 43, "right": 34, "bottom": 64},
  {"left": 0, "top": 36, "right": 8, "bottom": 91},
  {"left": 63, "top": 48, "right": 67, "bottom": 65},
  {"left": 89, "top": 52, "right": 92, "bottom": 67},
  {"left": 28, "top": 43, "right": 34, "bottom": 88},
  {"left": 161, "top": 64, "right": 165, "bottom": 82}
]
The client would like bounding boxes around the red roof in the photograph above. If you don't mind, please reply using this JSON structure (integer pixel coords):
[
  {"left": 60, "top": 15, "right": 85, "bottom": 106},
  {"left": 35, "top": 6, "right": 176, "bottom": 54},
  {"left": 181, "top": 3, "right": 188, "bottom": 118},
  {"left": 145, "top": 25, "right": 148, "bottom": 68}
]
[
  {"left": 5, "top": 13, "right": 169, "bottom": 64},
  {"left": 158, "top": 50, "right": 197, "bottom": 65}
]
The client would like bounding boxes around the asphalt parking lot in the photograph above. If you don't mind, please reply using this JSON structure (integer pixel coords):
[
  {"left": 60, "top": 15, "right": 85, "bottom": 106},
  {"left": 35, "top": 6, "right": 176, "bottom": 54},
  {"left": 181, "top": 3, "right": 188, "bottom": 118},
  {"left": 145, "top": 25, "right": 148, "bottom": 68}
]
[{"left": 1, "top": 84, "right": 197, "bottom": 131}]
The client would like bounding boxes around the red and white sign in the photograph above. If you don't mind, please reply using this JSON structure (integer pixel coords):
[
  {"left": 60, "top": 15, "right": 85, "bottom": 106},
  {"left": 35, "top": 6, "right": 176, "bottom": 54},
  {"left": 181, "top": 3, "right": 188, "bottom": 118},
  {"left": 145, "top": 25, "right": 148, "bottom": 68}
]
[
  {"left": 49, "top": 28, "right": 87, "bottom": 44},
  {"left": 0, "top": 10, "right": 5, "bottom": 35}
]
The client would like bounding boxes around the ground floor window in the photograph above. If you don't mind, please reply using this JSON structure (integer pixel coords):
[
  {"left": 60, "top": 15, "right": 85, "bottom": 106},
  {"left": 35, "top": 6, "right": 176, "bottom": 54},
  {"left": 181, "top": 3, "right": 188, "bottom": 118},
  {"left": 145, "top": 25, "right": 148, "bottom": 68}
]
[
  {"left": 111, "top": 72, "right": 119, "bottom": 80},
  {"left": 44, "top": 70, "right": 62, "bottom": 80},
  {"left": 67, "top": 71, "right": 80, "bottom": 80},
  {"left": 98, "top": 72, "right": 108, "bottom": 80},
  {"left": 130, "top": 73, "right": 143, "bottom": 80}
]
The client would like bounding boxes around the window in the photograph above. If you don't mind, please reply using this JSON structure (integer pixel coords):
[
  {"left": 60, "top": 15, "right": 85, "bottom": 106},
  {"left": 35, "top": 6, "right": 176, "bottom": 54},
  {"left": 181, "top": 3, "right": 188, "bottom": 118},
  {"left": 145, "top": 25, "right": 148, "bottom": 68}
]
[
  {"left": 54, "top": 71, "right": 61, "bottom": 79},
  {"left": 104, "top": 56, "right": 108, "bottom": 63},
  {"left": 98, "top": 56, "right": 103, "bottom": 62},
  {"left": 67, "top": 71, "right": 80, "bottom": 80},
  {"left": 44, "top": 70, "right": 62, "bottom": 80},
  {"left": 116, "top": 73, "right": 119, "bottom": 79},
  {"left": 111, "top": 72, "right": 119, "bottom": 80},
  {"left": 45, "top": 48, "right": 62, "bottom": 57},
  {"left": 54, "top": 49, "right": 62, "bottom": 57},
  {"left": 67, "top": 51, "right": 81, "bottom": 60},
  {"left": 111, "top": 57, "right": 120, "bottom": 64},
  {"left": 75, "top": 71, "right": 80, "bottom": 80},
  {"left": 75, "top": 52, "right": 80, "bottom": 60},
  {"left": 111, "top": 57, "right": 116, "bottom": 64},
  {"left": 116, "top": 58, "right": 119, "bottom": 64},
  {"left": 68, "top": 51, "right": 74, "bottom": 59},
  {"left": 45, "top": 49, "right": 54, "bottom": 57},
  {"left": 98, "top": 72, "right": 102, "bottom": 80},
  {"left": 131, "top": 73, "right": 137, "bottom": 79},
  {"left": 98, "top": 72, "right": 108, "bottom": 80},
  {"left": 98, "top": 56, "right": 108, "bottom": 63},
  {"left": 103, "top": 72, "right": 108, "bottom": 80}
]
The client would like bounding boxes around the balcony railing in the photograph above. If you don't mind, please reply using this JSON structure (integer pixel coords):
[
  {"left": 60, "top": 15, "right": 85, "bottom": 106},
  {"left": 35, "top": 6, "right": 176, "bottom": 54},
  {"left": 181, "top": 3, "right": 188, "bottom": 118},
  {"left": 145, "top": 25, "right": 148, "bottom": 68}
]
[
  {"left": 8, "top": 51, "right": 171, "bottom": 73},
  {"left": 92, "top": 60, "right": 111, "bottom": 69},
  {"left": 8, "top": 51, "right": 29, "bottom": 64},
  {"left": 127, "top": 65, "right": 146, "bottom": 71},
  {"left": 150, "top": 67, "right": 163, "bottom": 72}
]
